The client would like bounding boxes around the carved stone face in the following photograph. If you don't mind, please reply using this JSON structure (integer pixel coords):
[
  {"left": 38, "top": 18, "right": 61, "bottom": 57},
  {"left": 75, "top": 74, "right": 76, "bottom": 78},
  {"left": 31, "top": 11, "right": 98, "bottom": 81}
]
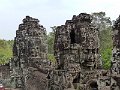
[{"left": 81, "top": 49, "right": 98, "bottom": 69}]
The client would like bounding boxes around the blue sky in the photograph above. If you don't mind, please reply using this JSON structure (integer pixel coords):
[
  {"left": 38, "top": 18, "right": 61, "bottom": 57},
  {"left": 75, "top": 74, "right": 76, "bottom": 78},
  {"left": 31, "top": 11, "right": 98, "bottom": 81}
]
[{"left": 0, "top": 0, "right": 120, "bottom": 40}]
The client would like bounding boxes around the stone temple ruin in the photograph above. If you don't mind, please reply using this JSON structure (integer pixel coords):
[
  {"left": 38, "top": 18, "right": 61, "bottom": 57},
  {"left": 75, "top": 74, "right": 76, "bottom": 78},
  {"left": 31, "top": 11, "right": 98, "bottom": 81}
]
[
  {"left": 111, "top": 15, "right": 120, "bottom": 90},
  {"left": 49, "top": 13, "right": 102, "bottom": 90},
  {"left": 10, "top": 16, "right": 50, "bottom": 90},
  {"left": 1, "top": 13, "right": 120, "bottom": 90},
  {"left": 48, "top": 13, "right": 112, "bottom": 90}
]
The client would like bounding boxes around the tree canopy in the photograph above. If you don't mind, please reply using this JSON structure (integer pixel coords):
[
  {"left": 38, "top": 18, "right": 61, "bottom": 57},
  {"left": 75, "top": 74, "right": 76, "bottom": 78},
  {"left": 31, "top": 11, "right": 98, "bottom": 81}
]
[
  {"left": 92, "top": 12, "right": 112, "bottom": 69},
  {"left": 0, "top": 39, "right": 13, "bottom": 64}
]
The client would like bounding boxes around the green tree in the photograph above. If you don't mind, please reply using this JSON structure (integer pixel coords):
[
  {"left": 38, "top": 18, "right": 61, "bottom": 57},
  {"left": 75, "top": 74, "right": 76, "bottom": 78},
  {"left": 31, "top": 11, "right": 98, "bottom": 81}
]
[
  {"left": 92, "top": 12, "right": 112, "bottom": 69},
  {"left": 92, "top": 12, "right": 112, "bottom": 31},
  {"left": 47, "top": 26, "right": 57, "bottom": 54},
  {"left": 47, "top": 26, "right": 57, "bottom": 62},
  {"left": 100, "top": 27, "right": 112, "bottom": 69},
  {"left": 0, "top": 39, "right": 13, "bottom": 64}
]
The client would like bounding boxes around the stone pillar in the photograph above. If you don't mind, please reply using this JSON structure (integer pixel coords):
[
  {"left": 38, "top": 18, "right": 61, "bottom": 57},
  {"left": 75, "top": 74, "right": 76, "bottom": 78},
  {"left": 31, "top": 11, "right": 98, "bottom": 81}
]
[
  {"left": 52, "top": 13, "right": 102, "bottom": 90},
  {"left": 111, "top": 15, "right": 120, "bottom": 90},
  {"left": 12, "top": 16, "right": 48, "bottom": 90}
]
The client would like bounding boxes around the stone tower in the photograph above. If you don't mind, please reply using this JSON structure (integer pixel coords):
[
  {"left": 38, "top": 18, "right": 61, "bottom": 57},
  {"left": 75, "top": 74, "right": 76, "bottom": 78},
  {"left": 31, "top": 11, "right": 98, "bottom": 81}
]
[
  {"left": 49, "top": 13, "right": 102, "bottom": 90},
  {"left": 111, "top": 15, "right": 120, "bottom": 89},
  {"left": 11, "top": 16, "right": 49, "bottom": 90},
  {"left": 112, "top": 15, "right": 120, "bottom": 75}
]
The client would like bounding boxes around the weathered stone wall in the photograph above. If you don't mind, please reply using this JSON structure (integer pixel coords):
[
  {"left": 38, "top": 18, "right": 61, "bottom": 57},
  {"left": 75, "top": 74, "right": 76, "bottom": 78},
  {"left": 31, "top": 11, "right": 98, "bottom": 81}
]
[
  {"left": 0, "top": 64, "right": 11, "bottom": 87},
  {"left": 54, "top": 13, "right": 101, "bottom": 70},
  {"left": 50, "top": 13, "right": 102, "bottom": 90},
  {"left": 111, "top": 15, "right": 120, "bottom": 89},
  {"left": 11, "top": 16, "right": 49, "bottom": 90}
]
